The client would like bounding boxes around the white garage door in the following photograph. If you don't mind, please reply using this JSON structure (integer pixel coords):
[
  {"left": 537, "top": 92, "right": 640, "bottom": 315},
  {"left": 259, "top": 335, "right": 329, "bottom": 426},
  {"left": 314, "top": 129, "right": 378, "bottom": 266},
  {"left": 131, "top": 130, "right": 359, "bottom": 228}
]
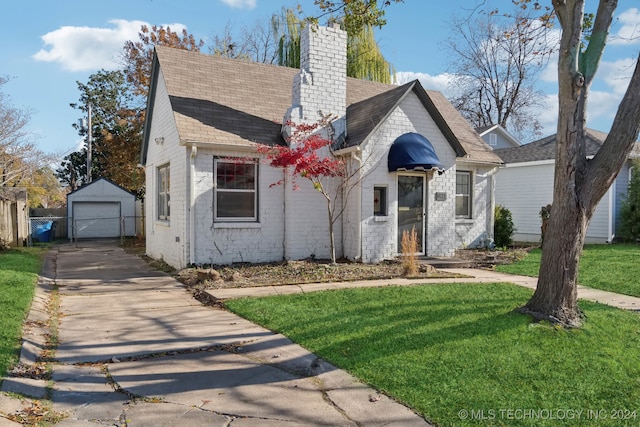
[{"left": 72, "top": 202, "right": 121, "bottom": 238}]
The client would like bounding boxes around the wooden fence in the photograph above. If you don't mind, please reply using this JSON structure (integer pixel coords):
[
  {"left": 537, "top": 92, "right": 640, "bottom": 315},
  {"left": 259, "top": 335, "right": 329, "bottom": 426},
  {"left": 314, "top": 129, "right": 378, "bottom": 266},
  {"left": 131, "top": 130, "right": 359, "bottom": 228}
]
[{"left": 0, "top": 188, "right": 29, "bottom": 247}]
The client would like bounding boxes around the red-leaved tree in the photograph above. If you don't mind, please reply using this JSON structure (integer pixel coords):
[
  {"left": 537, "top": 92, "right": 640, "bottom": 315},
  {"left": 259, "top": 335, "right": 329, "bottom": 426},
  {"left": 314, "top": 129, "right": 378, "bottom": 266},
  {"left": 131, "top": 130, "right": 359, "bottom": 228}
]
[{"left": 257, "top": 116, "right": 349, "bottom": 263}]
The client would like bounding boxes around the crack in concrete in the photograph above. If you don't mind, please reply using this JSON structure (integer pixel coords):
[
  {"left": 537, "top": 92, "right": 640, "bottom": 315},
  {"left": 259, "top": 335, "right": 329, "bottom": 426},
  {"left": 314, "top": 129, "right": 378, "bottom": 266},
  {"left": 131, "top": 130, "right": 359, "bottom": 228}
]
[{"left": 65, "top": 342, "right": 247, "bottom": 367}]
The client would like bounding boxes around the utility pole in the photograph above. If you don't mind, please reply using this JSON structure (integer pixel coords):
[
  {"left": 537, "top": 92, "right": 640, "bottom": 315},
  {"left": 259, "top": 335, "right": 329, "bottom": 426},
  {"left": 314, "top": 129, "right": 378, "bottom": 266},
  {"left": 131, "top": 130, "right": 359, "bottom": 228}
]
[{"left": 87, "top": 104, "right": 92, "bottom": 183}]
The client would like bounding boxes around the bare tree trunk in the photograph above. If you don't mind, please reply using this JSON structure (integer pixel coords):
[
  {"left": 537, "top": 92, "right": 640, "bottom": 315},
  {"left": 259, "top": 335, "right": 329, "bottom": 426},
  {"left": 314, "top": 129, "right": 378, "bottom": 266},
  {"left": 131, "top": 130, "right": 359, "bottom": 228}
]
[
  {"left": 327, "top": 198, "right": 336, "bottom": 264},
  {"left": 522, "top": 0, "right": 640, "bottom": 327},
  {"left": 522, "top": 201, "right": 589, "bottom": 327}
]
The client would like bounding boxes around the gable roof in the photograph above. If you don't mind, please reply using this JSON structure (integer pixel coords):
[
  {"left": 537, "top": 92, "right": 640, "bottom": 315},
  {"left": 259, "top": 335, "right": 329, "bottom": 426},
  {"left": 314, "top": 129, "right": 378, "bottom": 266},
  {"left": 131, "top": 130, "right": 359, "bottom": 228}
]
[
  {"left": 343, "top": 80, "right": 474, "bottom": 158},
  {"left": 142, "top": 46, "right": 501, "bottom": 165},
  {"left": 66, "top": 177, "right": 136, "bottom": 198},
  {"left": 495, "top": 128, "right": 640, "bottom": 164},
  {"left": 475, "top": 124, "right": 521, "bottom": 148}
]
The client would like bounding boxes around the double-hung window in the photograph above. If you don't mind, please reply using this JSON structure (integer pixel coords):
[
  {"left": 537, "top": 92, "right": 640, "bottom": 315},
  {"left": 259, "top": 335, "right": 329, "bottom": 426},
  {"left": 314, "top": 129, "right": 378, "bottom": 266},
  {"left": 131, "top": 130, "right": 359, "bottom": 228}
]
[
  {"left": 214, "top": 159, "right": 258, "bottom": 221},
  {"left": 456, "top": 171, "right": 472, "bottom": 219},
  {"left": 157, "top": 164, "right": 170, "bottom": 221}
]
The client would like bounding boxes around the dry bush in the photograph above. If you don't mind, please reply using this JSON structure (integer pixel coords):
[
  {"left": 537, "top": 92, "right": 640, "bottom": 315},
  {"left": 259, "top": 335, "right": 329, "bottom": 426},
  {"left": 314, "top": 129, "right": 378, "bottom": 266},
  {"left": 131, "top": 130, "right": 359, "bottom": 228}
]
[{"left": 401, "top": 227, "right": 418, "bottom": 277}]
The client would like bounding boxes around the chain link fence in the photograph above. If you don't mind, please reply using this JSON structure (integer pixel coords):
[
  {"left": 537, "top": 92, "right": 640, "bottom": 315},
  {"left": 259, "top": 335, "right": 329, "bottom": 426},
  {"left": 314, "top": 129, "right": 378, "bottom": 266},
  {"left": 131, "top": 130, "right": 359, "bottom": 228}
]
[{"left": 28, "top": 216, "right": 66, "bottom": 245}]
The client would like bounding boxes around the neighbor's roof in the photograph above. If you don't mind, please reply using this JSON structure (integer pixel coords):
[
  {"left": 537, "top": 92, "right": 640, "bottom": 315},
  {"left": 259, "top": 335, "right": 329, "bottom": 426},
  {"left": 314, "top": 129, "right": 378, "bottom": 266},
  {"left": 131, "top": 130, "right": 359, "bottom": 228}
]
[
  {"left": 475, "top": 124, "right": 521, "bottom": 148},
  {"left": 142, "top": 46, "right": 501, "bottom": 165},
  {"left": 495, "top": 129, "right": 640, "bottom": 164}
]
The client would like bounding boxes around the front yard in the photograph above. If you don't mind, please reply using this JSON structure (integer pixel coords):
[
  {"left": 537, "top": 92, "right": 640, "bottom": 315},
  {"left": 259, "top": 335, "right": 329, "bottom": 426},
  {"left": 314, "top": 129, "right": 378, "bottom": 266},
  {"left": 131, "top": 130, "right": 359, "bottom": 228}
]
[
  {"left": 496, "top": 243, "right": 640, "bottom": 297},
  {"left": 227, "top": 283, "right": 640, "bottom": 426}
]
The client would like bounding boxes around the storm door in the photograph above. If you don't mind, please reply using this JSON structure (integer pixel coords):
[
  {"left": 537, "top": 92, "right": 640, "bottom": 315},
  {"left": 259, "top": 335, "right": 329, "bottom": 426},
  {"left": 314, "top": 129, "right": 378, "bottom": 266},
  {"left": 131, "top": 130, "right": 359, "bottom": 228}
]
[{"left": 397, "top": 175, "right": 425, "bottom": 254}]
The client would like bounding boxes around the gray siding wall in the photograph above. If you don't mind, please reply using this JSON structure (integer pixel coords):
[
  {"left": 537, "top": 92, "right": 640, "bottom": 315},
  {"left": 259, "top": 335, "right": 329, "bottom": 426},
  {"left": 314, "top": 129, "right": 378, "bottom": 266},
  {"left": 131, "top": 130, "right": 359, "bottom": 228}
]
[{"left": 495, "top": 161, "right": 613, "bottom": 244}]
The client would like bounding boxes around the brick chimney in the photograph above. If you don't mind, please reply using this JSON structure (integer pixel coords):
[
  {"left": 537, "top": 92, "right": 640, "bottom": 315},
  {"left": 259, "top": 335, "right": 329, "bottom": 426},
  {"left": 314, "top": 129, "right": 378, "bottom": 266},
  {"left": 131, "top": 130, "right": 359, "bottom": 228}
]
[{"left": 282, "top": 23, "right": 347, "bottom": 143}]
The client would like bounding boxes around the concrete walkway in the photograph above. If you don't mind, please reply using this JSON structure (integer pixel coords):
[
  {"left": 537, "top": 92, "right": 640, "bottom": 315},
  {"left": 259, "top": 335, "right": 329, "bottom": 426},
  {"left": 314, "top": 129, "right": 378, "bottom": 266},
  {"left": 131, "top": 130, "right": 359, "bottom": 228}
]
[
  {"left": 1, "top": 241, "right": 430, "bottom": 426},
  {"left": 206, "top": 267, "right": 640, "bottom": 311},
  {"left": 2, "top": 242, "right": 639, "bottom": 426}
]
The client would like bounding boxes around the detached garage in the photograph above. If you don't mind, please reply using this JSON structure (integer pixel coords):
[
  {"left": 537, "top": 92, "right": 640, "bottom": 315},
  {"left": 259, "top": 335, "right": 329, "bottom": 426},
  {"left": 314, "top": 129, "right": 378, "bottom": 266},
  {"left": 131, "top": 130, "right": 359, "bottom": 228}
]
[{"left": 67, "top": 178, "right": 137, "bottom": 239}]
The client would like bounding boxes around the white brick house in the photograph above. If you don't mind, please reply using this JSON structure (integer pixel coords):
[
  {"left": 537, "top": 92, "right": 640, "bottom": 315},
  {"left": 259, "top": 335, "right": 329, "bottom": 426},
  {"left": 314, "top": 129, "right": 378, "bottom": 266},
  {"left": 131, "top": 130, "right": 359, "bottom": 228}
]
[{"left": 140, "top": 24, "right": 502, "bottom": 269}]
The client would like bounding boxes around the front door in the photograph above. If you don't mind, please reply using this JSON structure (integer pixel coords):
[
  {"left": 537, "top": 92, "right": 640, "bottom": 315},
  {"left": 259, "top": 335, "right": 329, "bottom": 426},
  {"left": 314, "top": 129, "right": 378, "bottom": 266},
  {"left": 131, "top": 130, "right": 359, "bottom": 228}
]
[{"left": 397, "top": 175, "right": 425, "bottom": 254}]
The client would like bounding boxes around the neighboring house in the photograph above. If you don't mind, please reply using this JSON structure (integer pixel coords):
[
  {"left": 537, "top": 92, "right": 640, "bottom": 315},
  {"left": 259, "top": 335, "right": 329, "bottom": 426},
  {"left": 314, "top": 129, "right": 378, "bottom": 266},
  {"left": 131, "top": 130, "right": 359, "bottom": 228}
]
[
  {"left": 476, "top": 124, "right": 521, "bottom": 150},
  {"left": 140, "top": 24, "right": 502, "bottom": 269},
  {"left": 494, "top": 129, "right": 640, "bottom": 243},
  {"left": 66, "top": 178, "right": 137, "bottom": 240}
]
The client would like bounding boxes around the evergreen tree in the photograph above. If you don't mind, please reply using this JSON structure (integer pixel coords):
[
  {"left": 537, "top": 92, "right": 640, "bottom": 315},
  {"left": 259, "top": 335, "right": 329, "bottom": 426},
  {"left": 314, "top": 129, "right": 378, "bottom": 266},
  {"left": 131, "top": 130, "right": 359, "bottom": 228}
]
[{"left": 620, "top": 160, "right": 640, "bottom": 242}]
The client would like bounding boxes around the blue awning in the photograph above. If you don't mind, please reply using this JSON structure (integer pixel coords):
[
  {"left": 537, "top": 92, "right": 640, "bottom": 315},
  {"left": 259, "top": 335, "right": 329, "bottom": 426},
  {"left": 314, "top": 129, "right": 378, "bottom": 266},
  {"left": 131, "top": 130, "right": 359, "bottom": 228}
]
[{"left": 388, "top": 132, "right": 444, "bottom": 172}]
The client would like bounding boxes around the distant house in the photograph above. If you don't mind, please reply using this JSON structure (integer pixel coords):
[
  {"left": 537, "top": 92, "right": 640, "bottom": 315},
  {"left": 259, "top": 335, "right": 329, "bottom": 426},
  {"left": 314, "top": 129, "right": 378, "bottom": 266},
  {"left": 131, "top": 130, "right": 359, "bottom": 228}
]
[
  {"left": 140, "top": 24, "right": 502, "bottom": 269},
  {"left": 476, "top": 124, "right": 521, "bottom": 150},
  {"left": 494, "top": 129, "right": 640, "bottom": 243}
]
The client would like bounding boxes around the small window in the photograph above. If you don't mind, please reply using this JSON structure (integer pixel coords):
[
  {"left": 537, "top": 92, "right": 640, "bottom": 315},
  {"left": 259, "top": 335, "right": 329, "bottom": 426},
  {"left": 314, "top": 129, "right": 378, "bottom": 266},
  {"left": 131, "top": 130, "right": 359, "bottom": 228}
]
[
  {"left": 489, "top": 133, "right": 498, "bottom": 146},
  {"left": 157, "top": 164, "right": 170, "bottom": 221},
  {"left": 374, "top": 186, "right": 387, "bottom": 216},
  {"left": 214, "top": 159, "right": 258, "bottom": 221},
  {"left": 456, "top": 171, "right": 472, "bottom": 218}
]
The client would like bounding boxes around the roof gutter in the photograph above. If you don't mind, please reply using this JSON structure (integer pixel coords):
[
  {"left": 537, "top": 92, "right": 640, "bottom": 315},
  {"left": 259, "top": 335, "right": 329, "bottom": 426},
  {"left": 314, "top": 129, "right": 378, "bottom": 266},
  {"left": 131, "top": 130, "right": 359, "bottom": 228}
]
[
  {"left": 456, "top": 159, "right": 504, "bottom": 167},
  {"left": 332, "top": 144, "right": 361, "bottom": 157},
  {"left": 181, "top": 139, "right": 262, "bottom": 152}
]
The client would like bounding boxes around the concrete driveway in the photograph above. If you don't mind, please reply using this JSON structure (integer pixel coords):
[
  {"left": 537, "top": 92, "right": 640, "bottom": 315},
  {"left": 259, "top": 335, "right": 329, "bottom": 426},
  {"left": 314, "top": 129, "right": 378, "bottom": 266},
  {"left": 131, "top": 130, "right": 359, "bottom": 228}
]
[{"left": 1, "top": 240, "right": 430, "bottom": 426}]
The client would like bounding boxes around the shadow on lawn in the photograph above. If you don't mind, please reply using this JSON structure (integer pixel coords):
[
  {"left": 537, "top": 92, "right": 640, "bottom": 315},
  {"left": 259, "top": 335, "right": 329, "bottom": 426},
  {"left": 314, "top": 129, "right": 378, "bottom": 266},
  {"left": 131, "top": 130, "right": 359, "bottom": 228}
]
[{"left": 241, "top": 285, "right": 534, "bottom": 363}]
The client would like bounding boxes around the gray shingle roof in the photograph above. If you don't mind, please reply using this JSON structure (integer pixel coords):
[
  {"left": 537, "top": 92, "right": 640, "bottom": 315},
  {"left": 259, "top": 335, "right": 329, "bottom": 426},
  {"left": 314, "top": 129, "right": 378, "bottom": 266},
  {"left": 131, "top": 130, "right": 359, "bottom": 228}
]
[
  {"left": 495, "top": 128, "right": 640, "bottom": 164},
  {"left": 143, "top": 46, "right": 501, "bottom": 165}
]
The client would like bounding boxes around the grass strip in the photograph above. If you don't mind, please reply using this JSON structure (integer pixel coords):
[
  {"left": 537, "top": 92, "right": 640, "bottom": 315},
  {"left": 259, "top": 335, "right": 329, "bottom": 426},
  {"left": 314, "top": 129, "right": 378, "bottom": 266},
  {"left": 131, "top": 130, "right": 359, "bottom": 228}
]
[
  {"left": 496, "top": 243, "right": 640, "bottom": 297},
  {"left": 0, "top": 247, "right": 47, "bottom": 381}
]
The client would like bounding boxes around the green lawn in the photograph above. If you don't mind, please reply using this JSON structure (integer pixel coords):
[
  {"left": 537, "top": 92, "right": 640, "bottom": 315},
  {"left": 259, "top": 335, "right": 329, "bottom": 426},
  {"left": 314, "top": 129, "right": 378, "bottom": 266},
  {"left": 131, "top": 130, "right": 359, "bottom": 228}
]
[
  {"left": 0, "top": 247, "right": 47, "bottom": 380},
  {"left": 227, "top": 284, "right": 640, "bottom": 426},
  {"left": 496, "top": 243, "right": 640, "bottom": 297}
]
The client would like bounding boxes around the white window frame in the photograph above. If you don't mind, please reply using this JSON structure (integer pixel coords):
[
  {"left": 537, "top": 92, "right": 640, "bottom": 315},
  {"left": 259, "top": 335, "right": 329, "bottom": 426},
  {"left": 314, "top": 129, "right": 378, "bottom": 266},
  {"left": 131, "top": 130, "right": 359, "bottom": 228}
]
[
  {"left": 489, "top": 133, "right": 498, "bottom": 147},
  {"left": 456, "top": 170, "right": 473, "bottom": 219},
  {"left": 157, "top": 163, "right": 170, "bottom": 221},
  {"left": 214, "top": 158, "right": 258, "bottom": 222},
  {"left": 373, "top": 185, "right": 388, "bottom": 216}
]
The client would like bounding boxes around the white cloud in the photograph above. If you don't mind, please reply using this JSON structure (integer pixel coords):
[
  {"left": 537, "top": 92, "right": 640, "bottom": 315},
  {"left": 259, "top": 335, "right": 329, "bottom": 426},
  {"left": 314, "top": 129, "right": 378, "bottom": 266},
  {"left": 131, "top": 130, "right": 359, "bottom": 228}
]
[
  {"left": 540, "top": 57, "right": 558, "bottom": 84},
  {"left": 539, "top": 88, "right": 630, "bottom": 138},
  {"left": 597, "top": 57, "right": 636, "bottom": 94},
  {"left": 609, "top": 7, "right": 640, "bottom": 45},
  {"left": 219, "top": 0, "right": 256, "bottom": 10},
  {"left": 587, "top": 89, "right": 623, "bottom": 125},
  {"left": 32, "top": 19, "right": 187, "bottom": 72},
  {"left": 534, "top": 94, "right": 559, "bottom": 141},
  {"left": 395, "top": 71, "right": 455, "bottom": 93}
]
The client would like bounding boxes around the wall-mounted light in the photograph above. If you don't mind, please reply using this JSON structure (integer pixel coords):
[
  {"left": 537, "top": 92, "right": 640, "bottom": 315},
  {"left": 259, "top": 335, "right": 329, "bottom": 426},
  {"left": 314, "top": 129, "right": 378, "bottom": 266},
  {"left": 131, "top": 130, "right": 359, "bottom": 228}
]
[{"left": 155, "top": 137, "right": 164, "bottom": 145}]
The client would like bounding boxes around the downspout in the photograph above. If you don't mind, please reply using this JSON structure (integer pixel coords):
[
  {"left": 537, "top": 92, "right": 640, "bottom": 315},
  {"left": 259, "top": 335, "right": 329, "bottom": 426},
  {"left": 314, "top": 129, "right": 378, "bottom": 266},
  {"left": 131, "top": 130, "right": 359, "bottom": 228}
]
[
  {"left": 489, "top": 167, "right": 496, "bottom": 243},
  {"left": 189, "top": 145, "right": 197, "bottom": 265},
  {"left": 351, "top": 151, "right": 363, "bottom": 261},
  {"left": 474, "top": 166, "right": 500, "bottom": 244},
  {"left": 607, "top": 181, "right": 615, "bottom": 243},
  {"left": 282, "top": 168, "right": 287, "bottom": 260}
]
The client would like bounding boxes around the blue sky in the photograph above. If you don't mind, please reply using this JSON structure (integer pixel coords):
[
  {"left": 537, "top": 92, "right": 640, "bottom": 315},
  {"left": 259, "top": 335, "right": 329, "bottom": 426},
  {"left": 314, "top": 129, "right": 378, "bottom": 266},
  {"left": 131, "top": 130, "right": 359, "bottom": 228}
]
[{"left": 2, "top": 0, "right": 639, "bottom": 160}]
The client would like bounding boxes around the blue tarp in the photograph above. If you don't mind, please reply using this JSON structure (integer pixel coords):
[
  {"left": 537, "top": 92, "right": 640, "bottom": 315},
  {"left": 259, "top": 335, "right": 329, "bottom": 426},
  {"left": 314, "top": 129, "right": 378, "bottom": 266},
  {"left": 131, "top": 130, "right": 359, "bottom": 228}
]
[
  {"left": 388, "top": 132, "right": 443, "bottom": 172},
  {"left": 32, "top": 221, "right": 56, "bottom": 242}
]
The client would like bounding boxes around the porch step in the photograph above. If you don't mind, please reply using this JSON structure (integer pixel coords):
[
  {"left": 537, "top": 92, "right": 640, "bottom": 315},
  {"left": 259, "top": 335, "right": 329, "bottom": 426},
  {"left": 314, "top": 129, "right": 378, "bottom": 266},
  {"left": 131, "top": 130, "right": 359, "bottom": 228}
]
[{"left": 418, "top": 257, "right": 475, "bottom": 269}]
